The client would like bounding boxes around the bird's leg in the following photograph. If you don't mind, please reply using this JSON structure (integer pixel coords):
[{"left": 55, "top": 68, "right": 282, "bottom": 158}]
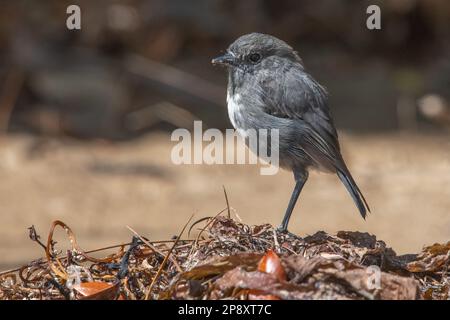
[{"left": 278, "top": 171, "right": 308, "bottom": 233}]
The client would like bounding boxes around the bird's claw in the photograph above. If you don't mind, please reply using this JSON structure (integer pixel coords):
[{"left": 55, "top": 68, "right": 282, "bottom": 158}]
[{"left": 276, "top": 226, "right": 301, "bottom": 239}]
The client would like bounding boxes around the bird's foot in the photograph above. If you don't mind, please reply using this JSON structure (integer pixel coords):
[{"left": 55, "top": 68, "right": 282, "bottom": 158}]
[{"left": 275, "top": 226, "right": 302, "bottom": 240}]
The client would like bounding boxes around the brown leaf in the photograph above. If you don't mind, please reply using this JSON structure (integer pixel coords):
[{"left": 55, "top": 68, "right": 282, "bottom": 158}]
[
  {"left": 284, "top": 254, "right": 420, "bottom": 299},
  {"left": 323, "top": 268, "right": 420, "bottom": 300},
  {"left": 257, "top": 250, "right": 286, "bottom": 281},
  {"left": 337, "top": 231, "right": 377, "bottom": 249},
  {"left": 303, "top": 231, "right": 334, "bottom": 244},
  {"left": 73, "top": 281, "right": 120, "bottom": 300},
  {"left": 181, "top": 253, "right": 262, "bottom": 280},
  {"left": 284, "top": 255, "right": 335, "bottom": 283},
  {"left": 212, "top": 267, "right": 311, "bottom": 300}
]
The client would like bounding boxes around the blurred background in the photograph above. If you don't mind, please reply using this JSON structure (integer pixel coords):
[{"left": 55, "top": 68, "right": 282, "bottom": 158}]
[{"left": 0, "top": 0, "right": 449, "bottom": 269}]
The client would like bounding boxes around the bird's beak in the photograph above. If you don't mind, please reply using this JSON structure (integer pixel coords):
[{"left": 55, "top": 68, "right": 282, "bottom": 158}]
[{"left": 211, "top": 52, "right": 235, "bottom": 66}]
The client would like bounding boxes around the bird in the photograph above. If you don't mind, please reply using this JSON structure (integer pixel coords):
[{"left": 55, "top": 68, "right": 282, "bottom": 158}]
[{"left": 211, "top": 33, "right": 370, "bottom": 232}]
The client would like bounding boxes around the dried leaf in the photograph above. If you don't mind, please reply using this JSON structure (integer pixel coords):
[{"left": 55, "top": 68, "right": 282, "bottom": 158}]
[
  {"left": 211, "top": 267, "right": 310, "bottom": 300},
  {"left": 323, "top": 267, "right": 420, "bottom": 300},
  {"left": 74, "top": 281, "right": 120, "bottom": 300},
  {"left": 257, "top": 250, "right": 286, "bottom": 281},
  {"left": 181, "top": 253, "right": 262, "bottom": 280},
  {"left": 337, "top": 231, "right": 377, "bottom": 248}
]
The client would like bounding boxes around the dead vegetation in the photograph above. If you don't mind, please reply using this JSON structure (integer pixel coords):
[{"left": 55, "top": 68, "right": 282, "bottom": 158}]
[{"left": 0, "top": 214, "right": 448, "bottom": 300}]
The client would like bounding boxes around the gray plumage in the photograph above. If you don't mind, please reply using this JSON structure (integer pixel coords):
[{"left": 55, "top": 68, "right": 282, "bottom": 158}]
[{"left": 212, "top": 33, "right": 370, "bottom": 231}]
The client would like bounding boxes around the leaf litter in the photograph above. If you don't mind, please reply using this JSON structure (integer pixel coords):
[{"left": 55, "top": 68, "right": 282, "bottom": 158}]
[{"left": 0, "top": 213, "right": 448, "bottom": 300}]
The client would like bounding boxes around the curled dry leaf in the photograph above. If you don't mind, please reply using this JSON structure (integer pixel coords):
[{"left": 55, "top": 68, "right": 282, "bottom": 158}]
[
  {"left": 257, "top": 249, "right": 286, "bottom": 281},
  {"left": 74, "top": 281, "right": 120, "bottom": 300}
]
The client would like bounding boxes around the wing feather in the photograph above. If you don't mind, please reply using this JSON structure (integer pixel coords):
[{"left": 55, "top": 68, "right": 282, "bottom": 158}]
[{"left": 260, "top": 66, "right": 340, "bottom": 151}]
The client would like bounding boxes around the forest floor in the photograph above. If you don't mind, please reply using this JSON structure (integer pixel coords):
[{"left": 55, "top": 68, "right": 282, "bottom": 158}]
[
  {"left": 0, "top": 131, "right": 449, "bottom": 271},
  {"left": 0, "top": 215, "right": 448, "bottom": 300}
]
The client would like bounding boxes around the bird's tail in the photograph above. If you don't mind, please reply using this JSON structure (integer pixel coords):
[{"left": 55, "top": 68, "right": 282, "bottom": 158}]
[{"left": 336, "top": 168, "right": 370, "bottom": 219}]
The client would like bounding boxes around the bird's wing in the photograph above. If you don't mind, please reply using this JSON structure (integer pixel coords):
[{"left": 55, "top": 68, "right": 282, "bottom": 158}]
[
  {"left": 259, "top": 66, "right": 370, "bottom": 216},
  {"left": 260, "top": 67, "right": 340, "bottom": 151}
]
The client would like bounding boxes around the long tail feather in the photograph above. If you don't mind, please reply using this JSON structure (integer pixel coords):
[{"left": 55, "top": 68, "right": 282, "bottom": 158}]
[{"left": 337, "top": 169, "right": 370, "bottom": 219}]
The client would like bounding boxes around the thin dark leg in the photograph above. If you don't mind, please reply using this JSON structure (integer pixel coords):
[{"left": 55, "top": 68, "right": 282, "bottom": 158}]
[{"left": 278, "top": 172, "right": 308, "bottom": 232}]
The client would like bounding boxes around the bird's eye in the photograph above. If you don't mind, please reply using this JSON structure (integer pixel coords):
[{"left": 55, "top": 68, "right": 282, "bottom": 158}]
[{"left": 248, "top": 53, "right": 261, "bottom": 63}]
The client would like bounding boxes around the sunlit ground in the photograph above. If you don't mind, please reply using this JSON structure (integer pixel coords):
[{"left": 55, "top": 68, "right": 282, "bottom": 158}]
[{"left": 0, "top": 131, "right": 449, "bottom": 269}]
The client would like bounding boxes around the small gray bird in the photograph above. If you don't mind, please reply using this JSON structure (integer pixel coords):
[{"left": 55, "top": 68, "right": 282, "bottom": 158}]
[{"left": 212, "top": 33, "right": 370, "bottom": 232}]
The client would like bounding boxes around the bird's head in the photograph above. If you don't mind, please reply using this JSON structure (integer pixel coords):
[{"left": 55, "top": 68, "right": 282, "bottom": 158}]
[{"left": 212, "top": 33, "right": 302, "bottom": 72}]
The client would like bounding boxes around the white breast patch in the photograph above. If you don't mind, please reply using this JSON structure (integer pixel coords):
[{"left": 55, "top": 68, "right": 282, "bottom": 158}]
[{"left": 226, "top": 92, "right": 243, "bottom": 130}]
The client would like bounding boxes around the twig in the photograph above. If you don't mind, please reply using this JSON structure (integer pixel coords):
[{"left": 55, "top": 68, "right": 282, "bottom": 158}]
[
  {"left": 189, "top": 208, "right": 228, "bottom": 257},
  {"left": 28, "top": 226, "right": 47, "bottom": 252},
  {"left": 126, "top": 226, "right": 182, "bottom": 273},
  {"left": 145, "top": 214, "right": 194, "bottom": 300},
  {"left": 223, "top": 185, "right": 231, "bottom": 219},
  {"left": 0, "top": 239, "right": 197, "bottom": 277},
  {"left": 273, "top": 229, "right": 281, "bottom": 254}
]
